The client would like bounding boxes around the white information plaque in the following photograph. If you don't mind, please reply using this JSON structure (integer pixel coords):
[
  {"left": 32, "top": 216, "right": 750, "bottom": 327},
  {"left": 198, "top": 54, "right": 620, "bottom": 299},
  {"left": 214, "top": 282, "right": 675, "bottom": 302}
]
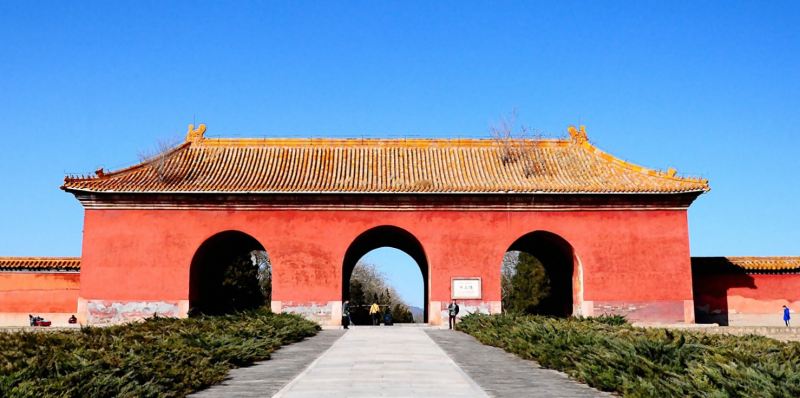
[{"left": 451, "top": 277, "right": 482, "bottom": 299}]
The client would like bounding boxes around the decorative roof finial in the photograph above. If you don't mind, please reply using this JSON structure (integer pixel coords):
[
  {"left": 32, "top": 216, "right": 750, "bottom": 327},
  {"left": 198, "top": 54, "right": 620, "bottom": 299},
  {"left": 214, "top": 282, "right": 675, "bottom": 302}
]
[
  {"left": 568, "top": 125, "right": 588, "bottom": 144},
  {"left": 95, "top": 168, "right": 105, "bottom": 178},
  {"left": 186, "top": 123, "right": 207, "bottom": 142},
  {"left": 666, "top": 168, "right": 677, "bottom": 177}
]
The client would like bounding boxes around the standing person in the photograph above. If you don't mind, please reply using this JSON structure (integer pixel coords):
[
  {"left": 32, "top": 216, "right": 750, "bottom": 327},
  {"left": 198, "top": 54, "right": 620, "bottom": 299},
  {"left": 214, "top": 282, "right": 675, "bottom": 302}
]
[
  {"left": 784, "top": 305, "right": 791, "bottom": 327},
  {"left": 342, "top": 300, "right": 350, "bottom": 329},
  {"left": 369, "top": 302, "right": 380, "bottom": 325},
  {"left": 448, "top": 300, "right": 460, "bottom": 330}
]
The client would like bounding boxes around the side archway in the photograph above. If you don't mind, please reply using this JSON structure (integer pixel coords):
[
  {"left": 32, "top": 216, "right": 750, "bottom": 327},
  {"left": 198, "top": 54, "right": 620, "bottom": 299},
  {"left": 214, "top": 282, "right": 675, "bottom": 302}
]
[
  {"left": 342, "top": 226, "right": 429, "bottom": 323},
  {"left": 502, "top": 231, "right": 577, "bottom": 317},
  {"left": 189, "top": 230, "right": 271, "bottom": 315}
]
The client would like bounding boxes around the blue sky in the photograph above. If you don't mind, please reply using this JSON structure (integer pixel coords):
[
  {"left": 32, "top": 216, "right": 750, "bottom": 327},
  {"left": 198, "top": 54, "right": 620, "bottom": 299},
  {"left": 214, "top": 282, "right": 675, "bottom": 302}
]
[
  {"left": 1, "top": 2, "right": 798, "bottom": 306},
  {"left": 360, "top": 248, "right": 424, "bottom": 308}
]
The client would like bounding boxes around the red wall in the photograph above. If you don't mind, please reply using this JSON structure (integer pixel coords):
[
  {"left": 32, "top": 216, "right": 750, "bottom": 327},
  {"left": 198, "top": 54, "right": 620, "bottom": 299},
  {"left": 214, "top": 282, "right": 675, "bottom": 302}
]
[
  {"left": 694, "top": 272, "right": 800, "bottom": 326},
  {"left": 0, "top": 272, "right": 79, "bottom": 312},
  {"left": 78, "top": 207, "right": 693, "bottom": 324}
]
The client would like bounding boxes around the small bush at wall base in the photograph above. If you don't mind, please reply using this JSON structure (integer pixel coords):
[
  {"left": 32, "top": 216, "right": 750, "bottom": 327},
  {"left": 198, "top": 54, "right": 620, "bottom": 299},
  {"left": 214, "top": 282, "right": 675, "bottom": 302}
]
[
  {"left": 0, "top": 309, "right": 319, "bottom": 398},
  {"left": 458, "top": 314, "right": 800, "bottom": 397}
]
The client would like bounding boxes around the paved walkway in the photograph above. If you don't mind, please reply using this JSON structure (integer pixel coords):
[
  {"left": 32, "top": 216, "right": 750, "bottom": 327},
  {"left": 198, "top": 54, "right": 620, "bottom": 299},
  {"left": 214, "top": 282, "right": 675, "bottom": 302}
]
[
  {"left": 193, "top": 326, "right": 609, "bottom": 397},
  {"left": 274, "top": 326, "right": 487, "bottom": 397}
]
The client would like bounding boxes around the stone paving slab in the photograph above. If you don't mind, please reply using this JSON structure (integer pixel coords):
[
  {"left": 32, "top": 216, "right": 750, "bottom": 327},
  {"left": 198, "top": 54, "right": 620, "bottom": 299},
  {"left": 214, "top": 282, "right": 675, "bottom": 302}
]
[
  {"left": 274, "top": 326, "right": 488, "bottom": 397},
  {"left": 191, "top": 330, "right": 345, "bottom": 398},
  {"left": 426, "top": 329, "right": 612, "bottom": 397}
]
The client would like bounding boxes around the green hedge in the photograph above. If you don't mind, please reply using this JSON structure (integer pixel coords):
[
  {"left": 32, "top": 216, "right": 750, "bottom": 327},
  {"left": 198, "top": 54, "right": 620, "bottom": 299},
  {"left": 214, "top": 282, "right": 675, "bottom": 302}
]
[
  {"left": 459, "top": 314, "right": 800, "bottom": 397},
  {"left": 0, "top": 310, "right": 319, "bottom": 398}
]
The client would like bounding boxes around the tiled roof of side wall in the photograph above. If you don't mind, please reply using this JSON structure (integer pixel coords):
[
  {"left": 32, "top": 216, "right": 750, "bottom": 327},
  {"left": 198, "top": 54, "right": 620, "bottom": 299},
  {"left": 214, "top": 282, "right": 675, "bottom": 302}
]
[
  {"left": 692, "top": 257, "right": 800, "bottom": 272},
  {"left": 62, "top": 126, "right": 710, "bottom": 195},
  {"left": 0, "top": 257, "right": 81, "bottom": 271}
]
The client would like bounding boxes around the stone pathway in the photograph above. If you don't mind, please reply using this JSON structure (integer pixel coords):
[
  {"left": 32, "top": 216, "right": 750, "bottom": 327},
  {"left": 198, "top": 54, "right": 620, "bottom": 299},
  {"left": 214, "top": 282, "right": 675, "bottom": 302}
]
[
  {"left": 426, "top": 330, "right": 611, "bottom": 397},
  {"left": 274, "top": 326, "right": 487, "bottom": 397},
  {"left": 192, "top": 326, "right": 610, "bottom": 397}
]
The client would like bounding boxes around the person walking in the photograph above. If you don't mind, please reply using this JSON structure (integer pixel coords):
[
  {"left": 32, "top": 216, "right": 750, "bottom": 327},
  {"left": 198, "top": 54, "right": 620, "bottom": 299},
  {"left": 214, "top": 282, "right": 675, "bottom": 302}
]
[
  {"left": 783, "top": 305, "right": 791, "bottom": 327},
  {"left": 342, "top": 300, "right": 351, "bottom": 329},
  {"left": 448, "top": 300, "right": 460, "bottom": 330},
  {"left": 369, "top": 302, "right": 380, "bottom": 325}
]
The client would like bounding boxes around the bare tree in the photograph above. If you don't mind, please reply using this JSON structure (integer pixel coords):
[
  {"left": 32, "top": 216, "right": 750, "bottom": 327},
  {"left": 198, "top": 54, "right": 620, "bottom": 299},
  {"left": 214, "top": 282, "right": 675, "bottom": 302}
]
[
  {"left": 517, "top": 126, "right": 546, "bottom": 178},
  {"left": 251, "top": 250, "right": 272, "bottom": 303},
  {"left": 501, "top": 251, "right": 519, "bottom": 310},
  {"left": 490, "top": 110, "right": 519, "bottom": 164},
  {"left": 490, "top": 111, "right": 546, "bottom": 177},
  {"left": 137, "top": 137, "right": 182, "bottom": 183},
  {"left": 350, "top": 261, "right": 408, "bottom": 308}
]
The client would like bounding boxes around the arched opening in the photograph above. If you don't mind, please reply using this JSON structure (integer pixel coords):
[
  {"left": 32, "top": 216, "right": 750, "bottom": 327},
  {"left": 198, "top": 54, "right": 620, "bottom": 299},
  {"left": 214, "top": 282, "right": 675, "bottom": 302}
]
[
  {"left": 189, "top": 230, "right": 271, "bottom": 315},
  {"left": 342, "top": 226, "right": 429, "bottom": 323},
  {"left": 501, "top": 231, "right": 575, "bottom": 317}
]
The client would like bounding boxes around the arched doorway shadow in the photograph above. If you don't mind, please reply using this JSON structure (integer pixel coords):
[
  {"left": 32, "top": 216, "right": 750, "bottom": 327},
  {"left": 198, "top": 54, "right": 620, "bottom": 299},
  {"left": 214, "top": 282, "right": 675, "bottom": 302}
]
[
  {"left": 189, "top": 230, "right": 271, "bottom": 315},
  {"left": 503, "top": 231, "right": 576, "bottom": 317},
  {"left": 342, "top": 226, "right": 429, "bottom": 323}
]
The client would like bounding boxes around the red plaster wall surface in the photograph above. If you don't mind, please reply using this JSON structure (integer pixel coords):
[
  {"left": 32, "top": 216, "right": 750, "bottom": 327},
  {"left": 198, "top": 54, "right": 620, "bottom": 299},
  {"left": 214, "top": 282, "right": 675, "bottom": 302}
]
[
  {"left": 79, "top": 208, "right": 693, "bottom": 323},
  {"left": 694, "top": 272, "right": 800, "bottom": 325},
  {"left": 0, "top": 272, "right": 79, "bottom": 312}
]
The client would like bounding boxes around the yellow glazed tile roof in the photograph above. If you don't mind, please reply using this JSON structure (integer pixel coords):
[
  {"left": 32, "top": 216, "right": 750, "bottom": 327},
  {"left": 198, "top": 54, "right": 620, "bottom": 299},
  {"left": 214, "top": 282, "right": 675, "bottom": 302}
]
[
  {"left": 693, "top": 257, "right": 800, "bottom": 272},
  {"left": 62, "top": 125, "right": 709, "bottom": 195},
  {"left": 0, "top": 257, "right": 81, "bottom": 271}
]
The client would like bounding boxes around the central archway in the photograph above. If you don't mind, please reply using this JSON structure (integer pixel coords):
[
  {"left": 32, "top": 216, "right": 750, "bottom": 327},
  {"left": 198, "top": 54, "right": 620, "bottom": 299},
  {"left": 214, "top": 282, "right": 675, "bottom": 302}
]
[{"left": 342, "top": 226, "right": 429, "bottom": 323}]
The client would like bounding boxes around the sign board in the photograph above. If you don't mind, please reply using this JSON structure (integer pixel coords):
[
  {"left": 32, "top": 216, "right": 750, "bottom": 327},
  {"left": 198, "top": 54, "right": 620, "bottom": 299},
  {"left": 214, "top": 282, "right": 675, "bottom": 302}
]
[{"left": 451, "top": 277, "right": 481, "bottom": 299}]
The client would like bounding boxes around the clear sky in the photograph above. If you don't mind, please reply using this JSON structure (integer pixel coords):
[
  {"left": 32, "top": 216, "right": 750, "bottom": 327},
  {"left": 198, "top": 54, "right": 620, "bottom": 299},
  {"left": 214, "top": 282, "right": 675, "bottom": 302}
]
[
  {"left": 1, "top": 2, "right": 798, "bottom": 304},
  {"left": 360, "top": 248, "right": 424, "bottom": 308}
]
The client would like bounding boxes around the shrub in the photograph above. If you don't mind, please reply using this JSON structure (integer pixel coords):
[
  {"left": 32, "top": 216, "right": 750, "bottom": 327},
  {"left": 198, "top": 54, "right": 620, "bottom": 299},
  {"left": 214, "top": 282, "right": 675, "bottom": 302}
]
[
  {"left": 459, "top": 314, "right": 800, "bottom": 397},
  {"left": 0, "top": 309, "right": 319, "bottom": 398}
]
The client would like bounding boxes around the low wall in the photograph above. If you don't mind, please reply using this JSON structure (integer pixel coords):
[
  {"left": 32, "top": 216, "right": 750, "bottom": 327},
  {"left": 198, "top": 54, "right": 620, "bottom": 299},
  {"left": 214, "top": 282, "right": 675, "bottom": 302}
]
[
  {"left": 0, "top": 272, "right": 80, "bottom": 326},
  {"left": 693, "top": 264, "right": 800, "bottom": 326}
]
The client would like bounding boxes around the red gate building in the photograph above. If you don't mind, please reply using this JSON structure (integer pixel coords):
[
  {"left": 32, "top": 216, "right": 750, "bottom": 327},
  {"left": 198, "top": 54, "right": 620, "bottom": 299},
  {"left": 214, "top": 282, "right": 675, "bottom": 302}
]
[{"left": 59, "top": 124, "right": 709, "bottom": 326}]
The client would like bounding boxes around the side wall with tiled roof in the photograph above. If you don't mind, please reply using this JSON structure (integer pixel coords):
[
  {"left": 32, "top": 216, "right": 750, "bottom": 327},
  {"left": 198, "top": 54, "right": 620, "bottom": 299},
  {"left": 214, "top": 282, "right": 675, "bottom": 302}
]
[
  {"left": 0, "top": 261, "right": 80, "bottom": 326},
  {"left": 692, "top": 257, "right": 800, "bottom": 326}
]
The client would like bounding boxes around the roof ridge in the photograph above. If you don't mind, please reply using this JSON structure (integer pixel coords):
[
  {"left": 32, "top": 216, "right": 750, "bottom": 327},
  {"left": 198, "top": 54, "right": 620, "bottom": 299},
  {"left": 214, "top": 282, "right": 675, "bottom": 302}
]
[{"left": 197, "top": 137, "right": 572, "bottom": 148}]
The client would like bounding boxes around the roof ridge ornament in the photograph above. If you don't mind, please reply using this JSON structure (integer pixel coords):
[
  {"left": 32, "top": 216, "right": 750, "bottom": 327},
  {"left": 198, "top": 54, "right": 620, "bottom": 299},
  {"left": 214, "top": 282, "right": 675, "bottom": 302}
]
[
  {"left": 186, "top": 123, "right": 206, "bottom": 143},
  {"left": 568, "top": 125, "right": 588, "bottom": 144}
]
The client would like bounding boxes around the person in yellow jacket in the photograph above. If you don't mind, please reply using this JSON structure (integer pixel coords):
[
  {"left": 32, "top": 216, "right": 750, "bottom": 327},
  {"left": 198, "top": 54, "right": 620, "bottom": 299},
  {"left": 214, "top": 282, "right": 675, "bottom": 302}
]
[{"left": 369, "top": 302, "right": 380, "bottom": 325}]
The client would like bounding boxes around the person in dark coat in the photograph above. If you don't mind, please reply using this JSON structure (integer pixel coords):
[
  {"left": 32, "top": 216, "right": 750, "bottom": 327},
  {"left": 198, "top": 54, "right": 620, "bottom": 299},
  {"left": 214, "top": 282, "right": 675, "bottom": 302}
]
[
  {"left": 784, "top": 305, "right": 791, "bottom": 327},
  {"left": 342, "top": 301, "right": 351, "bottom": 329},
  {"left": 448, "top": 300, "right": 460, "bottom": 330}
]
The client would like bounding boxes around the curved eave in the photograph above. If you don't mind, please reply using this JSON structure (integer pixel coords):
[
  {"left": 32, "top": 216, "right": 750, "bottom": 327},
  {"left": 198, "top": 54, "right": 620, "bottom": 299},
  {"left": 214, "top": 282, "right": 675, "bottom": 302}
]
[
  {"left": 62, "top": 141, "right": 192, "bottom": 184},
  {"left": 62, "top": 187, "right": 708, "bottom": 195},
  {"left": 574, "top": 138, "right": 709, "bottom": 187}
]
